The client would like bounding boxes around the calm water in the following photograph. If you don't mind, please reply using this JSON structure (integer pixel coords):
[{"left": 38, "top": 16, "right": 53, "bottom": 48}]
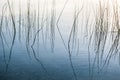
[
  {"left": 0, "top": 0, "right": 120, "bottom": 80},
  {"left": 0, "top": 29, "right": 120, "bottom": 80}
]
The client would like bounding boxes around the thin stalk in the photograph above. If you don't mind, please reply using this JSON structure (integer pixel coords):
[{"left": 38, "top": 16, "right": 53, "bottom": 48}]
[{"left": 6, "top": 0, "right": 16, "bottom": 72}]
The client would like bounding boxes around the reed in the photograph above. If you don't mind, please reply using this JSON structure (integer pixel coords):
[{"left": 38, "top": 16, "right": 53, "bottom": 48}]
[
  {"left": 5, "top": 0, "right": 16, "bottom": 72},
  {"left": 19, "top": 0, "right": 21, "bottom": 42},
  {"left": 102, "top": 0, "right": 120, "bottom": 68},
  {"left": 0, "top": 3, "right": 7, "bottom": 67},
  {"left": 50, "top": 0, "right": 56, "bottom": 52},
  {"left": 0, "top": 0, "right": 120, "bottom": 80}
]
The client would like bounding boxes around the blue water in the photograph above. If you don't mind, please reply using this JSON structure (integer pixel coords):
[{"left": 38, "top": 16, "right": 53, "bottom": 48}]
[
  {"left": 0, "top": 0, "right": 120, "bottom": 79},
  {"left": 0, "top": 35, "right": 120, "bottom": 80}
]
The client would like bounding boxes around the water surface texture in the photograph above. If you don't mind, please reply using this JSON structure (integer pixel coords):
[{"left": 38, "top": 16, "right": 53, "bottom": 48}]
[{"left": 0, "top": 0, "right": 120, "bottom": 80}]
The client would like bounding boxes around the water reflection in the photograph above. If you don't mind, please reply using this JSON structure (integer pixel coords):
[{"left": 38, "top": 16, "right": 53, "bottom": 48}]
[{"left": 0, "top": 0, "right": 120, "bottom": 80}]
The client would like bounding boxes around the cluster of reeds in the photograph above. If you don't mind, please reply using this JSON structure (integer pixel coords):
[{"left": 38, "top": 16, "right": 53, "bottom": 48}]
[
  {"left": 87, "top": 0, "right": 120, "bottom": 79},
  {"left": 0, "top": 0, "right": 120, "bottom": 80}
]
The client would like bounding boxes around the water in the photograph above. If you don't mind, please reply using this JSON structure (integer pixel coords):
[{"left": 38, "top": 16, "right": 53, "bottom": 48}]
[
  {"left": 0, "top": 32, "right": 120, "bottom": 80},
  {"left": 1, "top": 0, "right": 120, "bottom": 80}
]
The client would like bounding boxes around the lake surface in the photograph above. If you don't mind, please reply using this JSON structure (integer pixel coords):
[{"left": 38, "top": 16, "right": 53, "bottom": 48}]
[{"left": 0, "top": 0, "right": 120, "bottom": 80}]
